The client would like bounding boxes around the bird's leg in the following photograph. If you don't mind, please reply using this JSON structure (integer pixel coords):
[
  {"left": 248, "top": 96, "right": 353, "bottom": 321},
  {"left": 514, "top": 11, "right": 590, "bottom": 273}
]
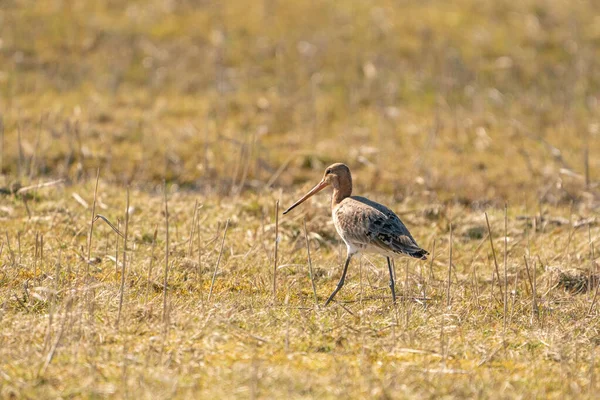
[
  {"left": 325, "top": 254, "right": 353, "bottom": 306},
  {"left": 387, "top": 257, "right": 397, "bottom": 304}
]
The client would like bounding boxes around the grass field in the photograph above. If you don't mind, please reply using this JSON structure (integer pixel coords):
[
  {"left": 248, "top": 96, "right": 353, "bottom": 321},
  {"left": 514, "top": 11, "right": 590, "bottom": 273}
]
[{"left": 1, "top": 0, "right": 600, "bottom": 398}]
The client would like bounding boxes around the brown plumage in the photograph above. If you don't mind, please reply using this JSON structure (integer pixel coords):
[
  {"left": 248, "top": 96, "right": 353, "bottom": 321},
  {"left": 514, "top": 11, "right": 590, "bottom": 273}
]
[{"left": 283, "top": 163, "right": 428, "bottom": 306}]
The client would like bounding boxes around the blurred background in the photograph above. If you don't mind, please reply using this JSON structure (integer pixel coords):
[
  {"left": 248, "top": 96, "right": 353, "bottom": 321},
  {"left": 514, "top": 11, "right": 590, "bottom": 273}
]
[
  {"left": 1, "top": 0, "right": 599, "bottom": 206},
  {"left": 2, "top": 3, "right": 600, "bottom": 398}
]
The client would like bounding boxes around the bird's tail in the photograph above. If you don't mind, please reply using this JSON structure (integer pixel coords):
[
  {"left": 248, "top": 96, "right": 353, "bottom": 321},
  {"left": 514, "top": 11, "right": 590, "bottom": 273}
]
[{"left": 409, "top": 248, "right": 429, "bottom": 260}]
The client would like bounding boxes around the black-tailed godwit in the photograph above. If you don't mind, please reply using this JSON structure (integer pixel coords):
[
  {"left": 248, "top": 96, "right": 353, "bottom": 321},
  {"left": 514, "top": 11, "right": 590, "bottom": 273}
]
[{"left": 283, "top": 163, "right": 428, "bottom": 306}]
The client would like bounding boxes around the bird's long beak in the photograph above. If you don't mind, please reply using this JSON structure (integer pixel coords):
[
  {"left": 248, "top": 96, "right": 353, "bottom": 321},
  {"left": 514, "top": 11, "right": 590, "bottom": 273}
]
[{"left": 282, "top": 179, "right": 329, "bottom": 215}]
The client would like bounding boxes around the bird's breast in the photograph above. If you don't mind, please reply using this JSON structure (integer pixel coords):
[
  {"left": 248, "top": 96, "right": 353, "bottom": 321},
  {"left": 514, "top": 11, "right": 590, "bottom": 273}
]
[{"left": 333, "top": 202, "right": 371, "bottom": 240}]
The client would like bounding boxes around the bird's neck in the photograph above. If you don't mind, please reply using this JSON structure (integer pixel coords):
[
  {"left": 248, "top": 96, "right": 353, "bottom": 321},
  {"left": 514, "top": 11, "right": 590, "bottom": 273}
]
[{"left": 331, "top": 177, "right": 352, "bottom": 208}]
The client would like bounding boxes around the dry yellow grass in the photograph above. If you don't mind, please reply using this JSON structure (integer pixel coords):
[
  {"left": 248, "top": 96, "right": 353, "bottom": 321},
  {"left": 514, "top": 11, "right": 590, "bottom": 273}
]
[{"left": 1, "top": 0, "right": 600, "bottom": 398}]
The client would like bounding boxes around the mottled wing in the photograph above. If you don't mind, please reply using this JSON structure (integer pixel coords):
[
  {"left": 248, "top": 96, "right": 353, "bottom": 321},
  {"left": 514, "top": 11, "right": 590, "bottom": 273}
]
[
  {"left": 338, "top": 196, "right": 428, "bottom": 260},
  {"left": 372, "top": 226, "right": 428, "bottom": 259}
]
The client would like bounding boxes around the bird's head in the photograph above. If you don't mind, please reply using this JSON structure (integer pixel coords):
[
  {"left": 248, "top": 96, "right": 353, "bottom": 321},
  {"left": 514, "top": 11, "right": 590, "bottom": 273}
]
[{"left": 282, "top": 163, "right": 352, "bottom": 215}]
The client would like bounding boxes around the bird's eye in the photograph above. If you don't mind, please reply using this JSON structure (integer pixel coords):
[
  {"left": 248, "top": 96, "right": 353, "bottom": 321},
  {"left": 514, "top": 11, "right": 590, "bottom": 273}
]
[{"left": 326, "top": 168, "right": 332, "bottom": 174}]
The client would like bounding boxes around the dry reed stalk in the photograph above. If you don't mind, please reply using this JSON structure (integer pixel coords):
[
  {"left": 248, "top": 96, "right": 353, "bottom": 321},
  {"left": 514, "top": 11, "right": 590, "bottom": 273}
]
[
  {"left": 446, "top": 223, "right": 453, "bottom": 307},
  {"left": 523, "top": 256, "right": 538, "bottom": 323},
  {"left": 503, "top": 204, "right": 508, "bottom": 335},
  {"left": 34, "top": 232, "right": 38, "bottom": 280},
  {"left": 303, "top": 217, "right": 319, "bottom": 308},
  {"left": 564, "top": 203, "right": 574, "bottom": 269},
  {"left": 116, "top": 187, "right": 130, "bottom": 329},
  {"left": 43, "top": 249, "right": 60, "bottom": 353},
  {"left": 533, "top": 257, "right": 539, "bottom": 325},
  {"left": 485, "top": 212, "right": 505, "bottom": 300},
  {"left": 17, "top": 232, "right": 21, "bottom": 266},
  {"left": 273, "top": 200, "right": 279, "bottom": 304},
  {"left": 589, "top": 225, "right": 594, "bottom": 302},
  {"left": 588, "top": 243, "right": 599, "bottom": 315},
  {"left": 523, "top": 256, "right": 537, "bottom": 324},
  {"left": 405, "top": 259, "right": 410, "bottom": 327},
  {"left": 86, "top": 168, "right": 100, "bottom": 279},
  {"left": 469, "top": 236, "right": 488, "bottom": 309},
  {"left": 208, "top": 219, "right": 229, "bottom": 304},
  {"left": 197, "top": 216, "right": 203, "bottom": 300},
  {"left": 508, "top": 263, "right": 519, "bottom": 325},
  {"left": 145, "top": 225, "right": 158, "bottom": 305},
  {"left": 114, "top": 220, "right": 121, "bottom": 275},
  {"left": 188, "top": 200, "right": 199, "bottom": 258},
  {"left": 162, "top": 182, "right": 170, "bottom": 326}
]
